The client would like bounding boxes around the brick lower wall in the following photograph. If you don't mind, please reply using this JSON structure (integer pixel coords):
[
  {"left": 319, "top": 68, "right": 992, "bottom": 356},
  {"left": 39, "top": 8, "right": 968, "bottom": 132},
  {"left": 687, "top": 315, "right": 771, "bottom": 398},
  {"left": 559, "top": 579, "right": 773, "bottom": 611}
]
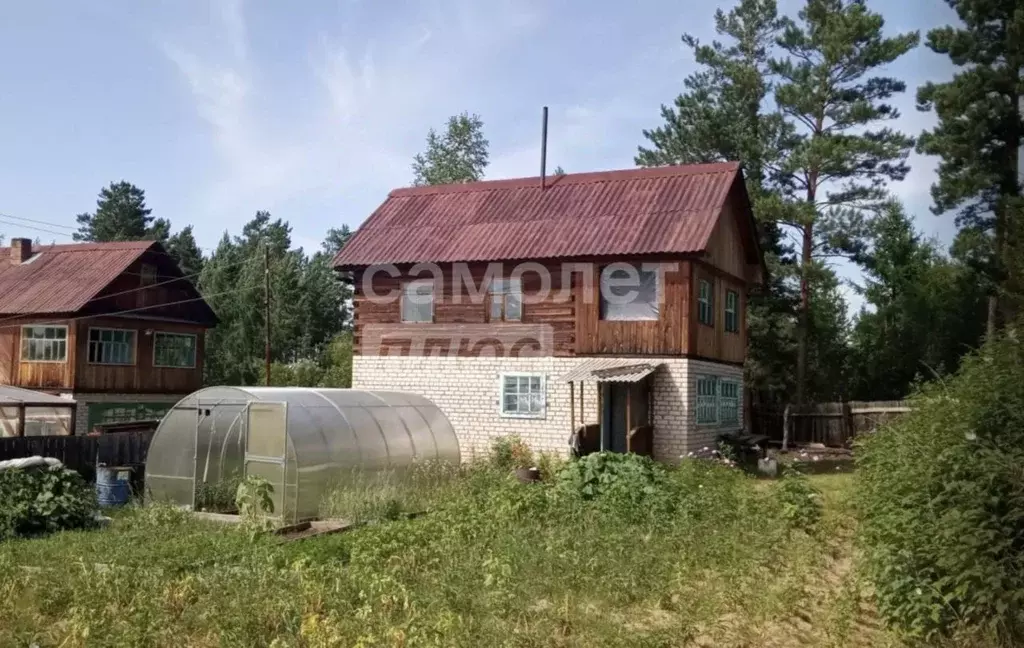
[
  {"left": 352, "top": 356, "right": 744, "bottom": 462},
  {"left": 69, "top": 392, "right": 185, "bottom": 436}
]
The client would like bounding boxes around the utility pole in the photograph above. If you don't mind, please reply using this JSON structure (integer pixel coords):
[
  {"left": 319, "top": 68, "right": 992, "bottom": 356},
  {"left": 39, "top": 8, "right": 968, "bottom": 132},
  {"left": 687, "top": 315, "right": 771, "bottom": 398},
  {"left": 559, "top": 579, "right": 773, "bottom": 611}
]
[{"left": 264, "top": 242, "right": 271, "bottom": 387}]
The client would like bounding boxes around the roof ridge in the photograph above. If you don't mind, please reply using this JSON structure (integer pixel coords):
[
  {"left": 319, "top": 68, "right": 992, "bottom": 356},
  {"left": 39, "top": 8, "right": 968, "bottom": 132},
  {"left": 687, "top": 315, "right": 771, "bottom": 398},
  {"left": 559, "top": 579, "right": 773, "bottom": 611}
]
[{"left": 389, "top": 162, "right": 740, "bottom": 198}]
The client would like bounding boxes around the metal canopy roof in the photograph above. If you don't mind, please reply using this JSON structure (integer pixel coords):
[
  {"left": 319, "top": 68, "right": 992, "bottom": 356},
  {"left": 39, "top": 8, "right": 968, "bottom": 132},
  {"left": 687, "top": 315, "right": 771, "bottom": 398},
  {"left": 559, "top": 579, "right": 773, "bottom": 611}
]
[
  {"left": 560, "top": 358, "right": 661, "bottom": 383},
  {"left": 0, "top": 386, "right": 76, "bottom": 407}
]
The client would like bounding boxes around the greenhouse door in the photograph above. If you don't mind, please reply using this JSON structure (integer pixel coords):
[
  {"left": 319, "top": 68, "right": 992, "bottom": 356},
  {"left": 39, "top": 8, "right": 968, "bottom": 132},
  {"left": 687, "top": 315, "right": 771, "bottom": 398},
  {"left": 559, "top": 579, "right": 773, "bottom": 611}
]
[{"left": 244, "top": 402, "right": 291, "bottom": 523}]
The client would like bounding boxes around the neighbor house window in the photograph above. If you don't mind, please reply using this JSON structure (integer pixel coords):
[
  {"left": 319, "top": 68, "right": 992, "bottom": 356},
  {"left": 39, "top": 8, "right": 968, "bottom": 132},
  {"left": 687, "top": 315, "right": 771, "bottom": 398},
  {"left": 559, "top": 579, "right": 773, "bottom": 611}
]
[
  {"left": 88, "top": 328, "right": 136, "bottom": 365},
  {"left": 21, "top": 326, "right": 67, "bottom": 362},
  {"left": 140, "top": 263, "right": 158, "bottom": 286},
  {"left": 696, "top": 375, "right": 718, "bottom": 424},
  {"left": 401, "top": 280, "right": 434, "bottom": 323},
  {"left": 489, "top": 278, "right": 522, "bottom": 322},
  {"left": 500, "top": 373, "right": 545, "bottom": 418},
  {"left": 724, "top": 290, "right": 739, "bottom": 333},
  {"left": 698, "top": 279, "right": 714, "bottom": 326},
  {"left": 600, "top": 264, "right": 660, "bottom": 321},
  {"left": 719, "top": 380, "right": 740, "bottom": 425},
  {"left": 153, "top": 332, "right": 197, "bottom": 368}
]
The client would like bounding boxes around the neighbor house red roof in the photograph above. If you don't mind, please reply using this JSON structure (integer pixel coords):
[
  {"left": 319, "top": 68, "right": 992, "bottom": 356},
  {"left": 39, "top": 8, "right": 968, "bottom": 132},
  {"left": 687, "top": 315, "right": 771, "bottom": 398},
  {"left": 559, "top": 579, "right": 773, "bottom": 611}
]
[
  {"left": 0, "top": 240, "right": 157, "bottom": 315},
  {"left": 332, "top": 162, "right": 747, "bottom": 267}
]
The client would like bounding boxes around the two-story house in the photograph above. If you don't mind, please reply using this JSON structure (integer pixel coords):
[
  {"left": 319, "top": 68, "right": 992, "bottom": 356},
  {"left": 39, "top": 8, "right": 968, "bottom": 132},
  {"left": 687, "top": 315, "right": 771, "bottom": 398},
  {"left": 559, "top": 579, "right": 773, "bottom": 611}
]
[
  {"left": 0, "top": 238, "right": 217, "bottom": 435},
  {"left": 332, "top": 162, "right": 765, "bottom": 461}
]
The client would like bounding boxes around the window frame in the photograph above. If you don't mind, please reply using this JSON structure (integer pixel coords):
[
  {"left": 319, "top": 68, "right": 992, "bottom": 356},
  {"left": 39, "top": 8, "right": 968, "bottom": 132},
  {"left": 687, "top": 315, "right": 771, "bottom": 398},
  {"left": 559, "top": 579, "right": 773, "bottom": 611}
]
[
  {"left": 498, "top": 372, "right": 547, "bottom": 419},
  {"left": 152, "top": 332, "right": 198, "bottom": 369},
  {"left": 20, "top": 325, "right": 69, "bottom": 363},
  {"left": 401, "top": 279, "right": 435, "bottom": 324},
  {"left": 87, "top": 327, "right": 137, "bottom": 366},
  {"left": 698, "top": 278, "right": 714, "bottom": 326},
  {"left": 718, "top": 379, "right": 741, "bottom": 425},
  {"left": 139, "top": 263, "right": 158, "bottom": 287},
  {"left": 695, "top": 374, "right": 719, "bottom": 425},
  {"left": 599, "top": 263, "right": 662, "bottom": 322},
  {"left": 488, "top": 277, "right": 523, "bottom": 322},
  {"left": 724, "top": 290, "right": 739, "bottom": 333}
]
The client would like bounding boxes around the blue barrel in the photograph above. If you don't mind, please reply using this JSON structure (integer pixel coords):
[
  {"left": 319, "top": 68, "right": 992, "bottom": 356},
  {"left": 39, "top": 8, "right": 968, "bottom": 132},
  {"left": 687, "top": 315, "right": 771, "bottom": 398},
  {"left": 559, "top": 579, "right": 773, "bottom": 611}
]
[{"left": 96, "top": 467, "right": 131, "bottom": 506}]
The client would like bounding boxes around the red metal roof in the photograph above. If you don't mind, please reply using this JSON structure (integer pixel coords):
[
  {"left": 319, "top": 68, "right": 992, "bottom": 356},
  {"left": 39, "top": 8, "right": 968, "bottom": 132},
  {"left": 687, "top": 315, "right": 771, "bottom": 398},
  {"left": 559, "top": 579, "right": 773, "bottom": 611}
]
[
  {"left": 333, "top": 162, "right": 744, "bottom": 267},
  {"left": 0, "top": 241, "right": 156, "bottom": 314}
]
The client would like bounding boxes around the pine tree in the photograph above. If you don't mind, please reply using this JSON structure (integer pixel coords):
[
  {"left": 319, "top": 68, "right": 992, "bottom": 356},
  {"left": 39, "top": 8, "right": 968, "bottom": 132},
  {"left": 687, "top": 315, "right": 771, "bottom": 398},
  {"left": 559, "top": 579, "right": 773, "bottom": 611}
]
[
  {"left": 915, "top": 0, "right": 1024, "bottom": 336},
  {"left": 770, "top": 0, "right": 918, "bottom": 402},
  {"left": 74, "top": 181, "right": 165, "bottom": 242},
  {"left": 165, "top": 226, "right": 205, "bottom": 281},
  {"left": 412, "top": 113, "right": 489, "bottom": 185},
  {"left": 636, "top": 0, "right": 800, "bottom": 403}
]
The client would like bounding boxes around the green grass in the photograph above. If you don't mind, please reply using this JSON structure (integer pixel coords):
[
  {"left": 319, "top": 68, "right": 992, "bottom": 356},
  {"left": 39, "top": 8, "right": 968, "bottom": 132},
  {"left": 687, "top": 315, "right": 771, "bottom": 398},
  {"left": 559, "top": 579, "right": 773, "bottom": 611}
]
[{"left": 0, "top": 464, "right": 897, "bottom": 647}]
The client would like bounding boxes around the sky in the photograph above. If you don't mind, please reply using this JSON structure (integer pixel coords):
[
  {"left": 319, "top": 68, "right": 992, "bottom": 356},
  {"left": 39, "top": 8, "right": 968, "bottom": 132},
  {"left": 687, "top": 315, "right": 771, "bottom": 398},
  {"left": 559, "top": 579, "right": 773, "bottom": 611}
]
[{"left": 0, "top": 0, "right": 962, "bottom": 314}]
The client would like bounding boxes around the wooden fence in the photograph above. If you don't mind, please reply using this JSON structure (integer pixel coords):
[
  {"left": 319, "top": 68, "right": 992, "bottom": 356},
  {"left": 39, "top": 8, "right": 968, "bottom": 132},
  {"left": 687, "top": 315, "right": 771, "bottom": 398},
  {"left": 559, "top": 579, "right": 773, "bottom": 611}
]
[
  {"left": 750, "top": 400, "right": 911, "bottom": 448},
  {"left": 0, "top": 430, "right": 155, "bottom": 483}
]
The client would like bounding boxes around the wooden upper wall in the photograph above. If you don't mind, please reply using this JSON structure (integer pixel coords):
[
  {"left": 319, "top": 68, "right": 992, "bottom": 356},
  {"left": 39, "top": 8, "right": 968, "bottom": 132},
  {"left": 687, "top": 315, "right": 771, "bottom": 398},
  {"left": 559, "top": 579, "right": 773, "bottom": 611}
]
[{"left": 351, "top": 190, "right": 759, "bottom": 364}]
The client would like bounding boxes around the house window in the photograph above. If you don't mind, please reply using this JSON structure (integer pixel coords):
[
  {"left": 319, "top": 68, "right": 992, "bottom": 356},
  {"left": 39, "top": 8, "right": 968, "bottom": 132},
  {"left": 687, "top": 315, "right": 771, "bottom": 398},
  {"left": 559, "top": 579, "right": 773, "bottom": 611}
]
[
  {"left": 88, "top": 328, "right": 136, "bottom": 365},
  {"left": 600, "top": 264, "right": 660, "bottom": 321},
  {"left": 725, "top": 290, "right": 739, "bottom": 333},
  {"left": 698, "top": 279, "right": 714, "bottom": 326},
  {"left": 140, "top": 264, "right": 158, "bottom": 286},
  {"left": 696, "top": 375, "right": 718, "bottom": 424},
  {"left": 401, "top": 280, "right": 434, "bottom": 323},
  {"left": 153, "top": 332, "right": 197, "bottom": 368},
  {"left": 489, "top": 278, "right": 522, "bottom": 322},
  {"left": 21, "top": 326, "right": 67, "bottom": 362},
  {"left": 719, "top": 380, "right": 740, "bottom": 425},
  {"left": 500, "top": 373, "right": 545, "bottom": 418}
]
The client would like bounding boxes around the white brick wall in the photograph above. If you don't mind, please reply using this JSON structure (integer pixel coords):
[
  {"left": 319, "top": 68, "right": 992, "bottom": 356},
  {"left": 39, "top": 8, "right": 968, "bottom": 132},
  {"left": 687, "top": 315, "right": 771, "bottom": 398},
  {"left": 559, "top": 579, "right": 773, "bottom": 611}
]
[
  {"left": 353, "top": 356, "right": 744, "bottom": 462},
  {"left": 69, "top": 392, "right": 184, "bottom": 435}
]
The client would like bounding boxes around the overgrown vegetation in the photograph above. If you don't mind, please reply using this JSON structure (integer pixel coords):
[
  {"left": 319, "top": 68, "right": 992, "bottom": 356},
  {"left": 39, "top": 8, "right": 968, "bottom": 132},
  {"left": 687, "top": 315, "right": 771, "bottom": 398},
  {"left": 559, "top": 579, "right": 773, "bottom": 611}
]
[
  {"left": 0, "top": 464, "right": 874, "bottom": 646},
  {"left": 858, "top": 330, "right": 1024, "bottom": 644},
  {"left": 0, "top": 467, "right": 97, "bottom": 540}
]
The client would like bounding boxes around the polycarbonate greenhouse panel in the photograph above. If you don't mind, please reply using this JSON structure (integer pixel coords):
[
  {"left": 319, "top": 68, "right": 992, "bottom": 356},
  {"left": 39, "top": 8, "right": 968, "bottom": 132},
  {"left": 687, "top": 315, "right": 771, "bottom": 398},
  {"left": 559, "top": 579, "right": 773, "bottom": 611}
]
[{"left": 145, "top": 387, "right": 460, "bottom": 522}]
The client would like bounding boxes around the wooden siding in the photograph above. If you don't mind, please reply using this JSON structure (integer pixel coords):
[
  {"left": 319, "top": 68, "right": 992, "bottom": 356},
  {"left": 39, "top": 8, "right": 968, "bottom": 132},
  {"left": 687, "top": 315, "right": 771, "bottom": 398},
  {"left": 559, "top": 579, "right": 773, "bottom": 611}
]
[
  {"left": 576, "top": 261, "right": 690, "bottom": 356},
  {"left": 691, "top": 263, "right": 746, "bottom": 365},
  {"left": 0, "top": 318, "right": 77, "bottom": 390},
  {"left": 83, "top": 251, "right": 213, "bottom": 324},
  {"left": 74, "top": 317, "right": 205, "bottom": 393},
  {"left": 353, "top": 262, "right": 576, "bottom": 357}
]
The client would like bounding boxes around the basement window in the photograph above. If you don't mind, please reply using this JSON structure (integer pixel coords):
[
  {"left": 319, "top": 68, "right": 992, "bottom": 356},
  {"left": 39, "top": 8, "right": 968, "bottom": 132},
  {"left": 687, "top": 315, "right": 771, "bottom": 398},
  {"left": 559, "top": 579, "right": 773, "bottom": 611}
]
[
  {"left": 500, "top": 373, "right": 545, "bottom": 418},
  {"left": 599, "top": 264, "right": 660, "bottom": 321},
  {"left": 21, "top": 326, "right": 68, "bottom": 362},
  {"left": 401, "top": 280, "right": 434, "bottom": 323}
]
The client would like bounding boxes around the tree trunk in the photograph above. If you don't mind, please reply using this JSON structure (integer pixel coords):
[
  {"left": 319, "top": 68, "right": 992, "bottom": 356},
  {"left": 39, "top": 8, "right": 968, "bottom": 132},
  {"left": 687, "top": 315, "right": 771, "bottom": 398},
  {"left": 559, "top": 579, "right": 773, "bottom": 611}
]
[{"left": 796, "top": 222, "right": 813, "bottom": 404}]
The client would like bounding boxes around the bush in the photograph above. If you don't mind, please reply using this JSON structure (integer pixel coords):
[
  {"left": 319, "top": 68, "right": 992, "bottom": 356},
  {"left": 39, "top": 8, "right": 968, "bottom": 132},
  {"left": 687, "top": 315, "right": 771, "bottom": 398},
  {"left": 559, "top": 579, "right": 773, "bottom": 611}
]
[
  {"left": 0, "top": 466, "right": 97, "bottom": 539},
  {"left": 489, "top": 435, "right": 534, "bottom": 470},
  {"left": 857, "top": 330, "right": 1024, "bottom": 643},
  {"left": 774, "top": 466, "right": 822, "bottom": 533},
  {"left": 554, "top": 452, "right": 669, "bottom": 513}
]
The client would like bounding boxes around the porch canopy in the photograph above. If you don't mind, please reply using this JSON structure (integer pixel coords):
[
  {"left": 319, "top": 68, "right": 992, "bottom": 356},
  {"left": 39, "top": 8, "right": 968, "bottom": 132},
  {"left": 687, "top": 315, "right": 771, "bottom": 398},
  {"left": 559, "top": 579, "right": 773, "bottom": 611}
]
[
  {"left": 0, "top": 386, "right": 76, "bottom": 437},
  {"left": 560, "top": 358, "right": 661, "bottom": 456}
]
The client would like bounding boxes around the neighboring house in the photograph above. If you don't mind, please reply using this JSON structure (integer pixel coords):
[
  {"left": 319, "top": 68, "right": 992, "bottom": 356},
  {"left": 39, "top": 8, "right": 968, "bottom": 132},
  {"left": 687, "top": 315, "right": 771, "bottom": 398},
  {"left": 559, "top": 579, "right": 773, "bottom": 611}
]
[
  {"left": 0, "top": 238, "right": 217, "bottom": 435},
  {"left": 332, "top": 162, "right": 765, "bottom": 461}
]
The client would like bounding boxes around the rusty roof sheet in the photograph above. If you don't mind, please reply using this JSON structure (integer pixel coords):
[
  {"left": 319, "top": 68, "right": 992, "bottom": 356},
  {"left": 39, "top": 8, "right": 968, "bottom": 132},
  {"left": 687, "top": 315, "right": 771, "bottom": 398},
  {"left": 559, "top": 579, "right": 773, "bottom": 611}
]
[
  {"left": 333, "top": 162, "right": 743, "bottom": 267},
  {"left": 0, "top": 241, "right": 156, "bottom": 315},
  {"left": 560, "top": 357, "right": 662, "bottom": 383}
]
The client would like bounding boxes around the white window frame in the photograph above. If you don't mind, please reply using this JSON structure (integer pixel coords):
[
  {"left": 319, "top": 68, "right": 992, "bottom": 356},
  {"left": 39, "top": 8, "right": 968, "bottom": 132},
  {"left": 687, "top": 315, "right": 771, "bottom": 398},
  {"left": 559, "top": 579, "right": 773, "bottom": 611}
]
[
  {"left": 20, "top": 325, "right": 69, "bottom": 363},
  {"left": 401, "top": 279, "right": 435, "bottom": 323},
  {"left": 152, "top": 332, "right": 198, "bottom": 369},
  {"left": 87, "top": 327, "right": 137, "bottom": 366},
  {"left": 698, "top": 279, "right": 714, "bottom": 326},
  {"left": 498, "top": 372, "right": 547, "bottom": 419},
  {"left": 724, "top": 290, "right": 739, "bottom": 333}
]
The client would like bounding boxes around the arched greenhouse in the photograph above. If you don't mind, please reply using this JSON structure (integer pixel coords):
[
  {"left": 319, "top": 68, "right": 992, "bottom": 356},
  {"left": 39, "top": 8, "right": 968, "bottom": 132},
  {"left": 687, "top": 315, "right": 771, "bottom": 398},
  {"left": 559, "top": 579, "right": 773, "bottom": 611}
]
[{"left": 145, "top": 387, "right": 460, "bottom": 523}]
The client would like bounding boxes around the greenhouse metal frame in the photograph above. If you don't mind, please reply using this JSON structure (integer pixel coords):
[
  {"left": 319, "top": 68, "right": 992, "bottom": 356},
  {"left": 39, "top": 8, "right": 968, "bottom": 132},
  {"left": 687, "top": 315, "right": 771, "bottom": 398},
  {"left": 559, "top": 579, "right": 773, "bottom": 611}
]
[{"left": 145, "top": 387, "right": 460, "bottom": 523}]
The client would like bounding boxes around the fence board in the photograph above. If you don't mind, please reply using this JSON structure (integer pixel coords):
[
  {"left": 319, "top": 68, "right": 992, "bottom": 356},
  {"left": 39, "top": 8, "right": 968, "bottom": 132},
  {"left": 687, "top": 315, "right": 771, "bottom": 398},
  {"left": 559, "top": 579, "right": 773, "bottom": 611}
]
[
  {"left": 751, "top": 400, "right": 910, "bottom": 448},
  {"left": 0, "top": 430, "right": 155, "bottom": 482}
]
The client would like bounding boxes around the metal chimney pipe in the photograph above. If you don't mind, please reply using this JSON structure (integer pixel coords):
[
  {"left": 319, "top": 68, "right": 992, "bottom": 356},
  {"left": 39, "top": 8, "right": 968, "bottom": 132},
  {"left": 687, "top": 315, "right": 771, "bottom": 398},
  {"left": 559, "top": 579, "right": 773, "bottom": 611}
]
[{"left": 540, "top": 106, "right": 548, "bottom": 190}]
